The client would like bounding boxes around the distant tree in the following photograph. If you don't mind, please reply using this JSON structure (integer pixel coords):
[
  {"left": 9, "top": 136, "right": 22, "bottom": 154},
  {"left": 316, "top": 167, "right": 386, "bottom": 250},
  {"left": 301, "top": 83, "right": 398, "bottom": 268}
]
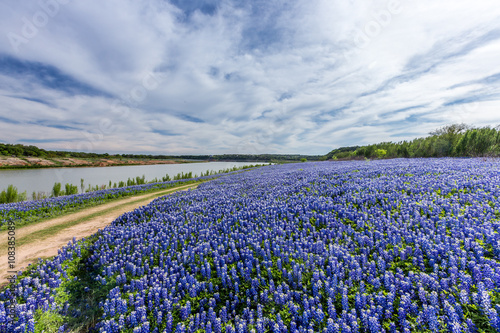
[
  {"left": 364, "top": 145, "right": 375, "bottom": 158},
  {"left": 375, "top": 149, "right": 387, "bottom": 159},
  {"left": 325, "top": 123, "right": 500, "bottom": 160},
  {"left": 396, "top": 142, "right": 409, "bottom": 158},
  {"left": 429, "top": 123, "right": 469, "bottom": 137}
]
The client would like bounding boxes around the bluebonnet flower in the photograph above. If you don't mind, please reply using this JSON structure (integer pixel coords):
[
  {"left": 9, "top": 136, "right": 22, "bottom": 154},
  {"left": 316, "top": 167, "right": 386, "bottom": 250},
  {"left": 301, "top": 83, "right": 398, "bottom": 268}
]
[
  {"left": 314, "top": 308, "right": 325, "bottom": 324},
  {"left": 427, "top": 306, "right": 439, "bottom": 332},
  {"left": 328, "top": 298, "right": 337, "bottom": 319},
  {"left": 367, "top": 316, "right": 380, "bottom": 333},
  {"left": 175, "top": 322, "right": 185, "bottom": 333},
  {"left": 487, "top": 308, "right": 499, "bottom": 331},
  {"left": 220, "top": 306, "right": 228, "bottom": 323},
  {"left": 214, "top": 318, "right": 222, "bottom": 333},
  {"left": 342, "top": 289, "right": 349, "bottom": 312}
]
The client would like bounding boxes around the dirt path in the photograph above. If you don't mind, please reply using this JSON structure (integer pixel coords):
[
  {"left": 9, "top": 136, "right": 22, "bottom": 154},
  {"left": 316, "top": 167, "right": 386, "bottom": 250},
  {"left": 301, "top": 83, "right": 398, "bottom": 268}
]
[{"left": 0, "top": 183, "right": 200, "bottom": 285}]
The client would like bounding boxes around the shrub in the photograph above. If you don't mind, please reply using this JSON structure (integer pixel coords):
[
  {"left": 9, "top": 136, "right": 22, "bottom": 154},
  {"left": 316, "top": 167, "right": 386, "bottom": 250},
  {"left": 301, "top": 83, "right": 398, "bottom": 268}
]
[
  {"left": 17, "top": 191, "right": 27, "bottom": 202},
  {"left": 52, "top": 182, "right": 62, "bottom": 197},
  {"left": 0, "top": 185, "right": 19, "bottom": 203},
  {"left": 65, "top": 183, "right": 79, "bottom": 195},
  {"left": 6, "top": 185, "right": 18, "bottom": 203}
]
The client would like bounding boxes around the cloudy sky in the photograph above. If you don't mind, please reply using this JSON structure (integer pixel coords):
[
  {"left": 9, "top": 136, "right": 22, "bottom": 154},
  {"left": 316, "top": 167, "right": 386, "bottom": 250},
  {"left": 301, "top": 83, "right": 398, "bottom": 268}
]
[{"left": 0, "top": 0, "right": 499, "bottom": 155}]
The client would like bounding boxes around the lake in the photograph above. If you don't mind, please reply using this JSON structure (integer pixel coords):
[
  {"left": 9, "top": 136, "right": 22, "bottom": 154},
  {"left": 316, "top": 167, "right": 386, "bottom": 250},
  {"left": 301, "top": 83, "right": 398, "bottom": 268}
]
[{"left": 0, "top": 162, "right": 260, "bottom": 195}]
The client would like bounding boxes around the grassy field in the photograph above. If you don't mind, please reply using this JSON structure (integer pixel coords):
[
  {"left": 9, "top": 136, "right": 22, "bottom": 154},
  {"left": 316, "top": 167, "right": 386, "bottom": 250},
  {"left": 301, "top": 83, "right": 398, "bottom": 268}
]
[{"left": 2, "top": 160, "right": 500, "bottom": 332}]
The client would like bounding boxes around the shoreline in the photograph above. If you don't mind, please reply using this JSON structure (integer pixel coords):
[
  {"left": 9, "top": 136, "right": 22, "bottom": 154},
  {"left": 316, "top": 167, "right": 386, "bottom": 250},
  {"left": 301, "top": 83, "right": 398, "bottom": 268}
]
[
  {"left": 0, "top": 158, "right": 276, "bottom": 170},
  {"left": 0, "top": 157, "right": 204, "bottom": 170}
]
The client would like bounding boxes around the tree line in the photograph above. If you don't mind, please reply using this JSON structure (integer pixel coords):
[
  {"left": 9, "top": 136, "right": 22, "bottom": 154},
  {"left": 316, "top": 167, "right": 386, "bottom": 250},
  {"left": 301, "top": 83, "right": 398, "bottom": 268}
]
[
  {"left": 0, "top": 143, "right": 321, "bottom": 162},
  {"left": 325, "top": 124, "right": 500, "bottom": 160},
  {"left": 119, "top": 153, "right": 323, "bottom": 162},
  {"left": 5, "top": 124, "right": 498, "bottom": 163},
  {"left": 0, "top": 143, "right": 110, "bottom": 158}
]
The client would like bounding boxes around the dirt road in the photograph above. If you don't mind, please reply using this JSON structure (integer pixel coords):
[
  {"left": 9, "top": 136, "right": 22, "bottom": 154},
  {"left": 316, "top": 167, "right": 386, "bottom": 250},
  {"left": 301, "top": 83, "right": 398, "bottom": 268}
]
[{"left": 0, "top": 183, "right": 199, "bottom": 286}]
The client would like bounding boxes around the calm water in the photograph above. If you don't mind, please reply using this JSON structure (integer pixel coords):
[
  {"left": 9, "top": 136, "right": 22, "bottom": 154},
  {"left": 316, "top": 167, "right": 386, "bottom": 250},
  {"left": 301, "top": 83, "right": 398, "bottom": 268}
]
[{"left": 0, "top": 162, "right": 259, "bottom": 195}]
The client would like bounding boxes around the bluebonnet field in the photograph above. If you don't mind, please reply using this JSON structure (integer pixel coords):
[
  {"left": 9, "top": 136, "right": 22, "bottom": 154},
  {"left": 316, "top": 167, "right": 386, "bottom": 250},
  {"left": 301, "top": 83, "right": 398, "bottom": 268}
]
[
  {"left": 1, "top": 159, "right": 500, "bottom": 332},
  {"left": 0, "top": 172, "right": 233, "bottom": 229}
]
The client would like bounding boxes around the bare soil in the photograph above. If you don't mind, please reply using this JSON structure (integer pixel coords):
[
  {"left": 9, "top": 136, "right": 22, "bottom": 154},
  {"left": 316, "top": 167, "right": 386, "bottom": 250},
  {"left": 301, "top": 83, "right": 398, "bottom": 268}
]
[
  {"left": 0, "top": 156, "right": 187, "bottom": 168},
  {"left": 54, "top": 158, "right": 93, "bottom": 166},
  {"left": 0, "top": 157, "right": 29, "bottom": 166},
  {"left": 0, "top": 183, "right": 199, "bottom": 286},
  {"left": 24, "top": 157, "right": 56, "bottom": 166}
]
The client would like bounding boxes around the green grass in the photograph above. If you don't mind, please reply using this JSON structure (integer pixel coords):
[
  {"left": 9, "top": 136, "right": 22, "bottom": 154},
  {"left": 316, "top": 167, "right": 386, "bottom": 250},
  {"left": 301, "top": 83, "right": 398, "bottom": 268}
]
[
  {"left": 13, "top": 183, "right": 201, "bottom": 247},
  {"left": 34, "top": 310, "right": 65, "bottom": 332},
  {"left": 31, "top": 234, "right": 112, "bottom": 332},
  {"left": 1, "top": 165, "right": 267, "bottom": 231},
  {"left": 2, "top": 233, "right": 122, "bottom": 332},
  {"left": 0, "top": 179, "right": 204, "bottom": 231}
]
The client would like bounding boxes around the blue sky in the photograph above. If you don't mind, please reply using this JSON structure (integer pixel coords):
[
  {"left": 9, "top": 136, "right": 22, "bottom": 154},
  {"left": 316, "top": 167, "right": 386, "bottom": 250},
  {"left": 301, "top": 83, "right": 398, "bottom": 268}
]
[{"left": 0, "top": 0, "right": 500, "bottom": 154}]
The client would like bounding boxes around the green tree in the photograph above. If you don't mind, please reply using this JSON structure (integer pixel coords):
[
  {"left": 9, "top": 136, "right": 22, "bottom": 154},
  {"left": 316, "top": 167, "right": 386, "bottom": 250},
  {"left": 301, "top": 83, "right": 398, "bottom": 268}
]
[
  {"left": 432, "top": 137, "right": 452, "bottom": 157},
  {"left": 396, "top": 142, "right": 409, "bottom": 158},
  {"left": 472, "top": 127, "right": 496, "bottom": 156},
  {"left": 375, "top": 149, "right": 387, "bottom": 159}
]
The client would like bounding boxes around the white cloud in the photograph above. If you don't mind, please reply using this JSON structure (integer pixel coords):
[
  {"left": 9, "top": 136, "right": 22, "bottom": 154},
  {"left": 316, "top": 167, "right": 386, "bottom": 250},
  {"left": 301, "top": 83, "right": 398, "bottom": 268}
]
[{"left": 0, "top": 0, "right": 500, "bottom": 154}]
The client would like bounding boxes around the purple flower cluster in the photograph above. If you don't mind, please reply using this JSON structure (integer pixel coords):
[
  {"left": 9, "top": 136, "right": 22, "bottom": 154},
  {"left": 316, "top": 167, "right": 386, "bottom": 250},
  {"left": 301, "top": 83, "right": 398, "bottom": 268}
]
[
  {"left": 0, "top": 172, "right": 235, "bottom": 228},
  {"left": 1, "top": 158, "right": 500, "bottom": 332}
]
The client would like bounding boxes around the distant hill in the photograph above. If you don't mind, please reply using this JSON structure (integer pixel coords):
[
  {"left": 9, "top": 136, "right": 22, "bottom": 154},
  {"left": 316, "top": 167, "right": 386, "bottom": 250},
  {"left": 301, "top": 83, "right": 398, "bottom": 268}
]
[
  {"left": 0, "top": 143, "right": 322, "bottom": 163},
  {"left": 4, "top": 123, "right": 498, "bottom": 164}
]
